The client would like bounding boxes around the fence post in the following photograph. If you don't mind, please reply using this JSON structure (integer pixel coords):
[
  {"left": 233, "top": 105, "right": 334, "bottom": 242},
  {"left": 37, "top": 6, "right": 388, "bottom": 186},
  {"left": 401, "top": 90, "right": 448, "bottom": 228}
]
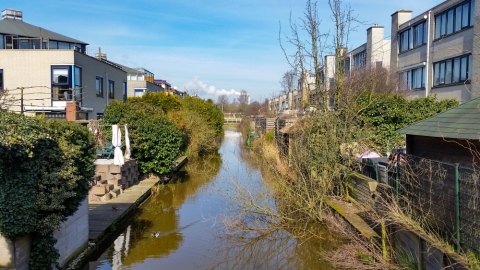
[
  {"left": 395, "top": 165, "right": 399, "bottom": 199},
  {"left": 455, "top": 163, "right": 461, "bottom": 253}
]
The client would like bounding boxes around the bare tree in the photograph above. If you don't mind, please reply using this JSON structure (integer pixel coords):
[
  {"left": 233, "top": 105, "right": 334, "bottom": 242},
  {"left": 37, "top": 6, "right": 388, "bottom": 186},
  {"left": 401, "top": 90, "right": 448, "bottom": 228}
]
[
  {"left": 216, "top": 94, "right": 229, "bottom": 112},
  {"left": 328, "top": 0, "right": 362, "bottom": 110},
  {"left": 279, "top": 70, "right": 298, "bottom": 94},
  {"left": 238, "top": 90, "right": 249, "bottom": 114}
]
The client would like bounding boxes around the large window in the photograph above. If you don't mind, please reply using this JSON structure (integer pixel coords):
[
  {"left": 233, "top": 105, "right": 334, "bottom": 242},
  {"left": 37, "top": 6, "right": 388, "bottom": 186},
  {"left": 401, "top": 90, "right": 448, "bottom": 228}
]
[
  {"left": 433, "top": 54, "right": 472, "bottom": 86},
  {"left": 404, "top": 67, "right": 425, "bottom": 90},
  {"left": 96, "top": 76, "right": 104, "bottom": 97},
  {"left": 74, "top": 66, "right": 82, "bottom": 102},
  {"left": 435, "top": 0, "right": 474, "bottom": 39},
  {"left": 108, "top": 80, "right": 114, "bottom": 99},
  {"left": 400, "top": 21, "right": 427, "bottom": 52},
  {"left": 51, "top": 66, "right": 71, "bottom": 100},
  {"left": 413, "top": 22, "right": 427, "bottom": 47},
  {"left": 353, "top": 51, "right": 366, "bottom": 67}
]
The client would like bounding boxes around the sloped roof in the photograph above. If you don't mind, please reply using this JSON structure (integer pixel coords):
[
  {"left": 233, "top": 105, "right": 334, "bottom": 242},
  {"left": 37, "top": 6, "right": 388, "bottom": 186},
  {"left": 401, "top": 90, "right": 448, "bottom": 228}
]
[
  {"left": 396, "top": 97, "right": 480, "bottom": 140},
  {"left": 0, "top": 18, "right": 88, "bottom": 45}
]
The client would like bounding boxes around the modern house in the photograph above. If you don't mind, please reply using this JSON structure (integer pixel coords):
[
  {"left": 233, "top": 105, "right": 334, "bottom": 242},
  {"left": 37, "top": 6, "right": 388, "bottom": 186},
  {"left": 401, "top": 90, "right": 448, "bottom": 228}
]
[
  {"left": 0, "top": 9, "right": 126, "bottom": 120},
  {"left": 115, "top": 65, "right": 164, "bottom": 98},
  {"left": 391, "top": 0, "right": 477, "bottom": 102}
]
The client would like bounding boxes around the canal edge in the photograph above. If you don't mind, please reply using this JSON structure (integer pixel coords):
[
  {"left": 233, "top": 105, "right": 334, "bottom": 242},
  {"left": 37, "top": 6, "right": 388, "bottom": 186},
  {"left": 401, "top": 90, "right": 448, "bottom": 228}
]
[{"left": 63, "top": 157, "right": 188, "bottom": 270}]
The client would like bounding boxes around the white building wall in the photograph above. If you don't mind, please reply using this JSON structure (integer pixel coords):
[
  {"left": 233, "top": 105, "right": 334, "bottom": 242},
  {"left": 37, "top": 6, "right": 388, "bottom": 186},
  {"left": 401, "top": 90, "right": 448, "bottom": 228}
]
[
  {"left": 0, "top": 49, "right": 74, "bottom": 112},
  {"left": 54, "top": 198, "right": 89, "bottom": 268}
]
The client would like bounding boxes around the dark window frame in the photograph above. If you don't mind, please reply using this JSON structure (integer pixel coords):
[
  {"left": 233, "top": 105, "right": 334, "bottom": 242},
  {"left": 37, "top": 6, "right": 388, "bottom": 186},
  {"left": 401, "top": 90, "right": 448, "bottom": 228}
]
[
  {"left": 433, "top": 54, "right": 472, "bottom": 87},
  {"left": 434, "top": 0, "right": 474, "bottom": 40},
  {"left": 51, "top": 65, "right": 72, "bottom": 101},
  {"left": 96, "top": 76, "right": 104, "bottom": 97},
  {"left": 108, "top": 80, "right": 115, "bottom": 99}
]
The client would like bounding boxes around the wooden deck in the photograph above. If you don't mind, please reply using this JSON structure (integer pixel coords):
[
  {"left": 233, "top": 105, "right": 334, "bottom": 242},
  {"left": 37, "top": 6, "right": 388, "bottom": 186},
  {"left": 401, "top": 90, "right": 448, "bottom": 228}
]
[{"left": 88, "top": 176, "right": 159, "bottom": 240}]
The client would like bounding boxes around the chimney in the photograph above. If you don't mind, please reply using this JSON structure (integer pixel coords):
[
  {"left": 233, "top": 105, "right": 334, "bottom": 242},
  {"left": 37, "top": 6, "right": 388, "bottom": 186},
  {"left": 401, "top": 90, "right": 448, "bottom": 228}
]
[{"left": 2, "top": 9, "right": 22, "bottom": 20}]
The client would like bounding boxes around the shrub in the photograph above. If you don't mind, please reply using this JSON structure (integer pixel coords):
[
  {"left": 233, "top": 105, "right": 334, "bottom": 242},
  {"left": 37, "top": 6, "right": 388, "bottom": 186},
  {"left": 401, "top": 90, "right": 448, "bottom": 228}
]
[
  {"left": 103, "top": 101, "right": 184, "bottom": 175},
  {"left": 181, "top": 96, "right": 224, "bottom": 135},
  {"left": 130, "top": 92, "right": 182, "bottom": 113},
  {"left": 168, "top": 110, "right": 217, "bottom": 158},
  {"left": 0, "top": 111, "right": 96, "bottom": 269}
]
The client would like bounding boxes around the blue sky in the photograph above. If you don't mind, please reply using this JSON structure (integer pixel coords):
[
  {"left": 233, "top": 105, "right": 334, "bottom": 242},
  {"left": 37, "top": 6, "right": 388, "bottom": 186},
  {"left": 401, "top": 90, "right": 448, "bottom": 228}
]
[{"left": 11, "top": 0, "right": 442, "bottom": 102}]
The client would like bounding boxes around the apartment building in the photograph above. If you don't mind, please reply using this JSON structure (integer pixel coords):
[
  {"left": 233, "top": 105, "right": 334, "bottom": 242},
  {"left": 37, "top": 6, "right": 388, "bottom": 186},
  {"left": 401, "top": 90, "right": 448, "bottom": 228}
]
[
  {"left": 0, "top": 9, "right": 126, "bottom": 120},
  {"left": 270, "top": 25, "right": 390, "bottom": 114},
  {"left": 391, "top": 0, "right": 477, "bottom": 102}
]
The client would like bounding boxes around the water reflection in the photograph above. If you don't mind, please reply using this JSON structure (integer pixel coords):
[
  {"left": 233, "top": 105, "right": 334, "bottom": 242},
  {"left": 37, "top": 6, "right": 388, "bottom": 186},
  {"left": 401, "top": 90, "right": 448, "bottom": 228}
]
[{"left": 88, "top": 127, "right": 341, "bottom": 269}]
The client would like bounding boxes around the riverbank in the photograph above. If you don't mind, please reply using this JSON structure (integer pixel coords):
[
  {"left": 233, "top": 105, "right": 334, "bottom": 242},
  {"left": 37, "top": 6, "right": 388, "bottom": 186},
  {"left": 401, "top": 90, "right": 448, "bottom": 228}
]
[{"left": 64, "top": 157, "right": 187, "bottom": 270}]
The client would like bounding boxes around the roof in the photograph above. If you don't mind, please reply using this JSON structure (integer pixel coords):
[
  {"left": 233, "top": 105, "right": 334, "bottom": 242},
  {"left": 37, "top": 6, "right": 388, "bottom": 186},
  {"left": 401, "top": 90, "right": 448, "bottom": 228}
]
[
  {"left": 0, "top": 18, "right": 87, "bottom": 45},
  {"left": 396, "top": 97, "right": 480, "bottom": 140}
]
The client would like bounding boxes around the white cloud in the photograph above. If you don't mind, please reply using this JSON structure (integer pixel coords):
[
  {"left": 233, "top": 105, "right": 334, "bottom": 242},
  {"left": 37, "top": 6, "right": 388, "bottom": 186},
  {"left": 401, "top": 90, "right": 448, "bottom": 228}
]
[{"left": 184, "top": 76, "right": 241, "bottom": 97}]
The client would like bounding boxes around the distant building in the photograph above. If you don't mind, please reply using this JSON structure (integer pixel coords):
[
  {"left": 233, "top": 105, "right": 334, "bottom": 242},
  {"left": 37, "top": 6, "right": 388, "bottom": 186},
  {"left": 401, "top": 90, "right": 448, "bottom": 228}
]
[
  {"left": 0, "top": 9, "right": 126, "bottom": 120},
  {"left": 111, "top": 65, "right": 163, "bottom": 98}
]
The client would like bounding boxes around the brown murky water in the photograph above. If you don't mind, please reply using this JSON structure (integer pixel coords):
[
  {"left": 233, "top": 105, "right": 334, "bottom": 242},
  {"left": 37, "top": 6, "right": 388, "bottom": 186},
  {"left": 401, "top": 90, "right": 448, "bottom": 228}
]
[{"left": 87, "top": 127, "right": 342, "bottom": 269}]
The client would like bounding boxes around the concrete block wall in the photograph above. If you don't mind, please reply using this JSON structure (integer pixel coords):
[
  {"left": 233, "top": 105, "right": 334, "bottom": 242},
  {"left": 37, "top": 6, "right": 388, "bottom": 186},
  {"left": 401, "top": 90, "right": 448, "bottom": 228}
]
[
  {"left": 0, "top": 233, "right": 31, "bottom": 270},
  {"left": 90, "top": 159, "right": 139, "bottom": 202},
  {"left": 54, "top": 198, "right": 89, "bottom": 268}
]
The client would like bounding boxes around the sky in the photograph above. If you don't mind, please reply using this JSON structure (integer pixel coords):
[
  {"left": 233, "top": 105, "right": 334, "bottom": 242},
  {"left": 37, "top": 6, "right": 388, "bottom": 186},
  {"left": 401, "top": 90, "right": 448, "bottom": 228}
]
[{"left": 10, "top": 0, "right": 443, "bottom": 102}]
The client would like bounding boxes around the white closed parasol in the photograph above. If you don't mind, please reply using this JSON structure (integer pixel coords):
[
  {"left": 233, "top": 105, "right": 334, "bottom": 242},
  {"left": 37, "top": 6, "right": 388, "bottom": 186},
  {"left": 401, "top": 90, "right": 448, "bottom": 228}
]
[{"left": 112, "top": 124, "right": 124, "bottom": 166}]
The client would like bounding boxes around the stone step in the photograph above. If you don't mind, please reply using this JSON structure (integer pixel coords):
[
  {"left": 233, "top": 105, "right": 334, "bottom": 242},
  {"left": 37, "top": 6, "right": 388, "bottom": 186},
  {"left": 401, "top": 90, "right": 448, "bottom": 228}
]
[{"left": 109, "top": 187, "right": 122, "bottom": 199}]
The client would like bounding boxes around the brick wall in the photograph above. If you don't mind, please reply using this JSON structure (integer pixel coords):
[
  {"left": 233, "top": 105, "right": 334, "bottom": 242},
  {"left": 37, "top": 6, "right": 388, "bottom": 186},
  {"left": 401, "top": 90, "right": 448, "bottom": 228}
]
[{"left": 53, "top": 198, "right": 89, "bottom": 267}]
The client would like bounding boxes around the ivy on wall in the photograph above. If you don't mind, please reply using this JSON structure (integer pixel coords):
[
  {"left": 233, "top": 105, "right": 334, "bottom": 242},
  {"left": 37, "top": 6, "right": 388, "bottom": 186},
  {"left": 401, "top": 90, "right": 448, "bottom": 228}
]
[
  {"left": 357, "top": 94, "right": 459, "bottom": 151},
  {"left": 0, "top": 111, "right": 96, "bottom": 269}
]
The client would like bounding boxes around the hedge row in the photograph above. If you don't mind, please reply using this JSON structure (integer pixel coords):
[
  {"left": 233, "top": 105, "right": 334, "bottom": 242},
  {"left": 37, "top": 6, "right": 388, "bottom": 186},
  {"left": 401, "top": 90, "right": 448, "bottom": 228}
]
[{"left": 0, "top": 111, "right": 96, "bottom": 269}]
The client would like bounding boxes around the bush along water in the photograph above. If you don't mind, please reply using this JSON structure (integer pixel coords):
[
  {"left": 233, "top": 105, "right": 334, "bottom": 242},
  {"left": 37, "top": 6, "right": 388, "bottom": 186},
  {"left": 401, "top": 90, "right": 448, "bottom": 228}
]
[
  {"left": 0, "top": 111, "right": 96, "bottom": 269},
  {"left": 103, "top": 93, "right": 223, "bottom": 173}
]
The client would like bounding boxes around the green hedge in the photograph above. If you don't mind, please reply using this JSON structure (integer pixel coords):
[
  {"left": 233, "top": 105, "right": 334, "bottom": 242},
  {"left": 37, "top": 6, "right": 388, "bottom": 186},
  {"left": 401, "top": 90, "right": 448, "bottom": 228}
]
[
  {"left": 0, "top": 111, "right": 96, "bottom": 269},
  {"left": 181, "top": 96, "right": 224, "bottom": 135},
  {"left": 103, "top": 101, "right": 184, "bottom": 175}
]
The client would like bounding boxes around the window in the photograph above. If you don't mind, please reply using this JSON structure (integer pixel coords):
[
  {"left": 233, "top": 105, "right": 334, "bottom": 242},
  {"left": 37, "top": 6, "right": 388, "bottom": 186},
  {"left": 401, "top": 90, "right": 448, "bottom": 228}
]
[
  {"left": 96, "top": 76, "right": 104, "bottom": 97},
  {"left": 399, "top": 29, "right": 410, "bottom": 52},
  {"left": 108, "top": 80, "right": 114, "bottom": 99},
  {"left": 433, "top": 54, "right": 472, "bottom": 86},
  {"left": 0, "top": 69, "right": 3, "bottom": 91},
  {"left": 51, "top": 66, "right": 72, "bottom": 100},
  {"left": 435, "top": 1, "right": 474, "bottom": 39},
  {"left": 413, "top": 22, "right": 427, "bottom": 47},
  {"left": 353, "top": 51, "right": 366, "bottom": 67},
  {"left": 123, "top": 81, "right": 127, "bottom": 102},
  {"left": 403, "top": 67, "right": 425, "bottom": 90},
  {"left": 74, "top": 66, "right": 82, "bottom": 102}
]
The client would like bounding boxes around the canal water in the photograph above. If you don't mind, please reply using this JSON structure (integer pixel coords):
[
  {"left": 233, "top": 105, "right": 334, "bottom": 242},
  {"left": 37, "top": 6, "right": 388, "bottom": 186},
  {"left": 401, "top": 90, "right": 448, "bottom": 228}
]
[{"left": 87, "top": 127, "right": 341, "bottom": 269}]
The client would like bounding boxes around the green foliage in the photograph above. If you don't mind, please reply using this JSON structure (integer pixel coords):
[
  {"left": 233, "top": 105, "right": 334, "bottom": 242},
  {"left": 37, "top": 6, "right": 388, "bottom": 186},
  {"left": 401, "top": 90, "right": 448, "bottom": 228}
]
[
  {"left": 103, "top": 101, "right": 184, "bottom": 175},
  {"left": 29, "top": 232, "right": 60, "bottom": 270},
  {"left": 168, "top": 109, "right": 217, "bottom": 158},
  {"left": 357, "top": 94, "right": 459, "bottom": 151},
  {"left": 265, "top": 130, "right": 275, "bottom": 143},
  {"left": 0, "top": 111, "right": 96, "bottom": 269},
  {"left": 130, "top": 92, "right": 182, "bottom": 113},
  {"left": 467, "top": 251, "right": 480, "bottom": 270},
  {"left": 181, "top": 96, "right": 224, "bottom": 135}
]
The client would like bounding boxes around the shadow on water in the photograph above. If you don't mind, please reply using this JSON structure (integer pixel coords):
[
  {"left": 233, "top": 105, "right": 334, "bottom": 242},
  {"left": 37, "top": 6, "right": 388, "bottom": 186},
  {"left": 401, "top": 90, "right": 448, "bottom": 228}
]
[{"left": 87, "top": 127, "right": 343, "bottom": 269}]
